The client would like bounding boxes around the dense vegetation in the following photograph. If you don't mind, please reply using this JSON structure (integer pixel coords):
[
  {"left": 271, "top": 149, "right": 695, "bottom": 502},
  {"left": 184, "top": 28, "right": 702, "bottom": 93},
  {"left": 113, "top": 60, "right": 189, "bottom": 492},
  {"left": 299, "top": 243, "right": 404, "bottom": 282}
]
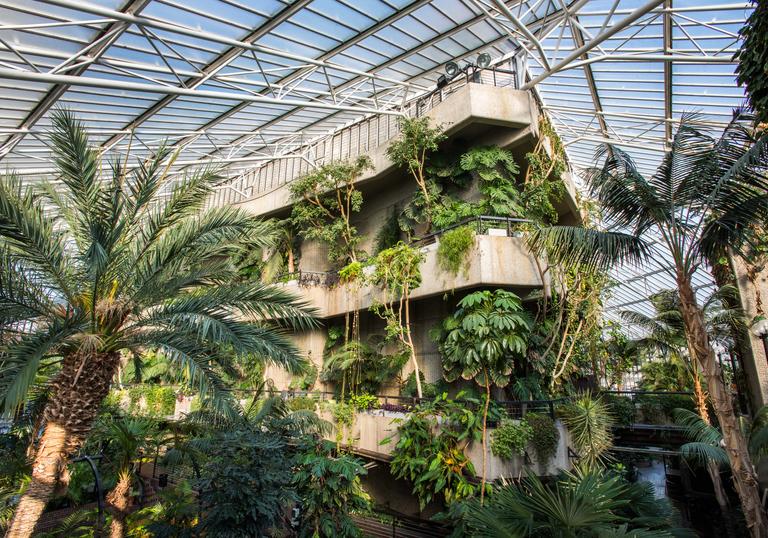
[{"left": 2, "top": 91, "right": 768, "bottom": 537}]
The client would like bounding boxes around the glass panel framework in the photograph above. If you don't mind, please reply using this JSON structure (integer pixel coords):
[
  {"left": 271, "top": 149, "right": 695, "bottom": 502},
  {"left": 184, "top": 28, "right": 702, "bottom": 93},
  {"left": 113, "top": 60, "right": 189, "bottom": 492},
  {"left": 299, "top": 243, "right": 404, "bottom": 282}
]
[{"left": 0, "top": 0, "right": 752, "bottom": 328}]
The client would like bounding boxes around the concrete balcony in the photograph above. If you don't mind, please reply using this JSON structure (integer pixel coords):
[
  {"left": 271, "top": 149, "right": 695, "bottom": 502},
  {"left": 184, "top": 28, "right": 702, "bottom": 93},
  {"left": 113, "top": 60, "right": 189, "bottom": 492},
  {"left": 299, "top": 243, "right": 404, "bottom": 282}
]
[
  {"left": 236, "top": 83, "right": 546, "bottom": 219},
  {"left": 279, "top": 233, "right": 545, "bottom": 319},
  {"left": 319, "top": 408, "right": 572, "bottom": 479}
]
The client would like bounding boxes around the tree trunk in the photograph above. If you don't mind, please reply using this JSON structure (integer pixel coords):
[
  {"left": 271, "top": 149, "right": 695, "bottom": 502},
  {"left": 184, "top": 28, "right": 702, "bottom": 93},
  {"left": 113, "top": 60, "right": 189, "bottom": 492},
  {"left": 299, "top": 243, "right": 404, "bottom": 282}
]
[
  {"left": 480, "top": 373, "right": 490, "bottom": 503},
  {"left": 107, "top": 470, "right": 132, "bottom": 538},
  {"left": 6, "top": 351, "right": 120, "bottom": 538},
  {"left": 677, "top": 275, "right": 768, "bottom": 537},
  {"left": 403, "top": 297, "right": 422, "bottom": 399},
  {"left": 6, "top": 423, "right": 68, "bottom": 537},
  {"left": 691, "top": 371, "right": 731, "bottom": 510}
]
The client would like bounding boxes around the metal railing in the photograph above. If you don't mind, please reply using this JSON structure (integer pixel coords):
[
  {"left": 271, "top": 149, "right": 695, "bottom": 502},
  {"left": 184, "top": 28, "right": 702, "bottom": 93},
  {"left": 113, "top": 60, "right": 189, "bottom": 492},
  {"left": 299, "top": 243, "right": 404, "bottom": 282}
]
[
  {"left": 279, "top": 389, "right": 561, "bottom": 420},
  {"left": 209, "top": 63, "right": 519, "bottom": 208},
  {"left": 274, "top": 215, "right": 535, "bottom": 287}
]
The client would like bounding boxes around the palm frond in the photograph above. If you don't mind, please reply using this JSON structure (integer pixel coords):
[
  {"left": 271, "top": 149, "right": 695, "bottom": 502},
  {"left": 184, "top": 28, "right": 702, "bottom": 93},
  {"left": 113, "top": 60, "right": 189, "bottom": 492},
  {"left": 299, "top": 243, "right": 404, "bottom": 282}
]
[
  {"left": 0, "top": 173, "right": 76, "bottom": 300},
  {"left": 673, "top": 408, "right": 723, "bottom": 446},
  {"left": 584, "top": 145, "right": 663, "bottom": 234},
  {"left": 679, "top": 441, "right": 729, "bottom": 467},
  {"left": 529, "top": 226, "right": 652, "bottom": 271},
  {"left": 0, "top": 317, "right": 80, "bottom": 414}
]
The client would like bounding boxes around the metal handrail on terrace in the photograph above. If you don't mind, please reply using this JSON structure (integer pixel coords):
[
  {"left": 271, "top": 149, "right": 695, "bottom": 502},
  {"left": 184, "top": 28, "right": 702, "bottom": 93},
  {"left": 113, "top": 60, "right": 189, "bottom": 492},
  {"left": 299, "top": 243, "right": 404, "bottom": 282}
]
[
  {"left": 210, "top": 63, "right": 519, "bottom": 208},
  {"left": 278, "top": 389, "right": 562, "bottom": 420},
  {"left": 274, "top": 214, "right": 536, "bottom": 286}
]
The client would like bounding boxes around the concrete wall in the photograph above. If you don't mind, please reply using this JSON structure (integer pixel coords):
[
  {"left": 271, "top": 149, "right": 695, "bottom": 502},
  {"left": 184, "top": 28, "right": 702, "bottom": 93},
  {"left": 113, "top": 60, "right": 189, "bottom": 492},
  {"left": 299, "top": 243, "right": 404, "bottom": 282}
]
[
  {"left": 282, "top": 234, "right": 544, "bottom": 319},
  {"left": 319, "top": 408, "right": 572, "bottom": 479},
  {"left": 732, "top": 255, "right": 768, "bottom": 409},
  {"left": 236, "top": 83, "right": 545, "bottom": 218}
]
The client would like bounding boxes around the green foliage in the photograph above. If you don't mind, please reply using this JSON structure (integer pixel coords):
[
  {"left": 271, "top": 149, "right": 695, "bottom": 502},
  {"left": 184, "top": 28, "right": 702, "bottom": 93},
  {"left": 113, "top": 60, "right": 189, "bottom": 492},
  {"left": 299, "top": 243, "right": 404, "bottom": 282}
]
[
  {"left": 0, "top": 110, "right": 318, "bottom": 424},
  {"left": 522, "top": 117, "right": 567, "bottom": 224},
  {"left": 436, "top": 289, "right": 531, "bottom": 388},
  {"left": 400, "top": 371, "right": 448, "bottom": 399},
  {"left": 289, "top": 156, "right": 372, "bottom": 264},
  {"left": 526, "top": 413, "right": 560, "bottom": 466},
  {"left": 289, "top": 362, "right": 318, "bottom": 391},
  {"left": 124, "top": 385, "right": 177, "bottom": 416},
  {"left": 293, "top": 447, "right": 370, "bottom": 538},
  {"left": 460, "top": 146, "right": 523, "bottom": 217},
  {"left": 736, "top": 1, "right": 768, "bottom": 122},
  {"left": 195, "top": 429, "right": 295, "bottom": 536},
  {"left": 603, "top": 395, "right": 636, "bottom": 427},
  {"left": 370, "top": 242, "right": 423, "bottom": 297},
  {"left": 374, "top": 208, "right": 401, "bottom": 253},
  {"left": 387, "top": 393, "right": 486, "bottom": 508},
  {"left": 348, "top": 392, "right": 379, "bottom": 411},
  {"left": 639, "top": 359, "right": 693, "bottom": 392},
  {"left": 559, "top": 392, "right": 614, "bottom": 468},
  {"left": 321, "top": 338, "right": 408, "bottom": 396},
  {"left": 286, "top": 396, "right": 318, "bottom": 412},
  {"left": 437, "top": 225, "right": 475, "bottom": 275},
  {"left": 387, "top": 117, "right": 446, "bottom": 228},
  {"left": 636, "top": 394, "right": 697, "bottom": 425},
  {"left": 129, "top": 480, "right": 198, "bottom": 537},
  {"left": 338, "top": 260, "right": 364, "bottom": 283},
  {"left": 490, "top": 419, "right": 533, "bottom": 460},
  {"left": 447, "top": 468, "right": 688, "bottom": 537}
]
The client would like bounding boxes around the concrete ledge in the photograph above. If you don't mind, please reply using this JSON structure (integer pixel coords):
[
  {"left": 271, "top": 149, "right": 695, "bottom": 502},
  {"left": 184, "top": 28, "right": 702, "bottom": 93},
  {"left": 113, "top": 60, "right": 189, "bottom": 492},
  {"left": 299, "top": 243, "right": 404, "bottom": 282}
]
[
  {"left": 279, "top": 234, "right": 544, "bottom": 319},
  {"left": 321, "top": 408, "right": 572, "bottom": 479},
  {"left": 236, "top": 84, "right": 536, "bottom": 218}
]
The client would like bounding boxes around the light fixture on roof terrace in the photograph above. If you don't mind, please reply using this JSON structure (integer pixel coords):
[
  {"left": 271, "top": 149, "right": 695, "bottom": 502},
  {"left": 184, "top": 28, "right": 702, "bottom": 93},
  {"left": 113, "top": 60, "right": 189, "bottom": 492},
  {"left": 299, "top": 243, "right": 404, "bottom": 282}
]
[
  {"left": 476, "top": 53, "right": 491, "bottom": 69},
  {"left": 445, "top": 61, "right": 460, "bottom": 78}
]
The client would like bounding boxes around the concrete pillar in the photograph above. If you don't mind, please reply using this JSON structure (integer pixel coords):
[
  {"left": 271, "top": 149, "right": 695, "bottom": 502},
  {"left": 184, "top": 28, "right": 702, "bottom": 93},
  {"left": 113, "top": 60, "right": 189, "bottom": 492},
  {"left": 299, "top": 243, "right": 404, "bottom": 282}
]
[{"left": 732, "top": 255, "right": 768, "bottom": 410}]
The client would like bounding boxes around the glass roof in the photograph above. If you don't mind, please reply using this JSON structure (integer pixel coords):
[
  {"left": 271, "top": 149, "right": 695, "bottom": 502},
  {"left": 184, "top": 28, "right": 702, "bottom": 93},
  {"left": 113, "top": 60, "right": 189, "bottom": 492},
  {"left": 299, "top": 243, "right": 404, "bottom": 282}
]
[{"left": 0, "top": 0, "right": 752, "bottom": 330}]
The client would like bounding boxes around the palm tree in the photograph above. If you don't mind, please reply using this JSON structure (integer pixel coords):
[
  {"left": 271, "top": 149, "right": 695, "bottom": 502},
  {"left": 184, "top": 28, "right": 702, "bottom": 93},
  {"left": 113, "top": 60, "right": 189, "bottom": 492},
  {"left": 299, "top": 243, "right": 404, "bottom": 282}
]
[
  {"left": 457, "top": 468, "right": 687, "bottom": 537},
  {"left": 0, "top": 110, "right": 318, "bottom": 537},
  {"left": 530, "top": 111, "right": 768, "bottom": 534},
  {"left": 96, "top": 416, "right": 155, "bottom": 538}
]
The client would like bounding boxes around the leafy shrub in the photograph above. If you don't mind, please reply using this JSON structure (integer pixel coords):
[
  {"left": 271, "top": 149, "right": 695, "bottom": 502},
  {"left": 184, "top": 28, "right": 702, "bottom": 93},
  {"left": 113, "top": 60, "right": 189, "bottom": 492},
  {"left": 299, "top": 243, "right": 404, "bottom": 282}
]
[
  {"left": 387, "top": 394, "right": 481, "bottom": 508},
  {"left": 287, "top": 396, "right": 318, "bottom": 412},
  {"left": 603, "top": 395, "right": 636, "bottom": 427},
  {"left": 126, "top": 385, "right": 176, "bottom": 416},
  {"left": 349, "top": 393, "right": 379, "bottom": 411},
  {"left": 374, "top": 208, "right": 401, "bottom": 253},
  {"left": 293, "top": 449, "right": 370, "bottom": 537},
  {"left": 400, "top": 371, "right": 447, "bottom": 399},
  {"left": 526, "top": 413, "right": 560, "bottom": 466},
  {"left": 196, "top": 430, "right": 295, "bottom": 536},
  {"left": 437, "top": 225, "right": 475, "bottom": 275},
  {"left": 289, "top": 363, "right": 318, "bottom": 391},
  {"left": 490, "top": 420, "right": 533, "bottom": 460}
]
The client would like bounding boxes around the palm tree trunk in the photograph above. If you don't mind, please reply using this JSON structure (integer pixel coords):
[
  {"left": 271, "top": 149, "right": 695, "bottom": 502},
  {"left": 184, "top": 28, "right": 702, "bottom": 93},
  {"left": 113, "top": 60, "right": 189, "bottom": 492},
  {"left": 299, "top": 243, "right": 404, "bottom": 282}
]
[
  {"left": 6, "top": 423, "right": 68, "bottom": 537},
  {"left": 7, "top": 351, "right": 120, "bottom": 538},
  {"left": 107, "top": 470, "right": 132, "bottom": 538},
  {"left": 677, "top": 275, "right": 768, "bottom": 537},
  {"left": 480, "top": 372, "right": 490, "bottom": 503},
  {"left": 691, "top": 367, "right": 731, "bottom": 511}
]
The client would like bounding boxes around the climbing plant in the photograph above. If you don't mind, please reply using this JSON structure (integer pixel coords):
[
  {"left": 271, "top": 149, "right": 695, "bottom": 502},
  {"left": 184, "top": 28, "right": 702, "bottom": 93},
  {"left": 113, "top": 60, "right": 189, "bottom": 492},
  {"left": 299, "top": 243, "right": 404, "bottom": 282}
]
[
  {"left": 522, "top": 116, "right": 566, "bottom": 224},
  {"left": 434, "top": 289, "right": 531, "bottom": 500},
  {"left": 289, "top": 156, "right": 372, "bottom": 265},
  {"left": 437, "top": 225, "right": 475, "bottom": 276},
  {"left": 386, "top": 393, "right": 487, "bottom": 508},
  {"left": 490, "top": 419, "right": 533, "bottom": 460},
  {"left": 736, "top": 0, "right": 768, "bottom": 122},
  {"left": 387, "top": 117, "right": 446, "bottom": 230},
  {"left": 369, "top": 242, "right": 425, "bottom": 398}
]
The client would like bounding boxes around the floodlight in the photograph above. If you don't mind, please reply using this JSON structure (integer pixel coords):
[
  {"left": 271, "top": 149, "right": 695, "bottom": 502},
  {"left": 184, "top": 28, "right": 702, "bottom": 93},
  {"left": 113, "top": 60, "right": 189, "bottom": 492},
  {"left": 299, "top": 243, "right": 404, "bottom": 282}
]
[
  {"left": 477, "top": 53, "right": 491, "bottom": 68},
  {"left": 445, "top": 61, "right": 460, "bottom": 77}
]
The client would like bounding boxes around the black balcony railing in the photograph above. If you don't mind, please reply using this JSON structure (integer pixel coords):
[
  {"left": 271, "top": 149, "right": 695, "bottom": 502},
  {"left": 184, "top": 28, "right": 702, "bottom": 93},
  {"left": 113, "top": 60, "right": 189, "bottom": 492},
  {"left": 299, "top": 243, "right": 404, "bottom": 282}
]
[{"left": 274, "top": 215, "right": 536, "bottom": 287}]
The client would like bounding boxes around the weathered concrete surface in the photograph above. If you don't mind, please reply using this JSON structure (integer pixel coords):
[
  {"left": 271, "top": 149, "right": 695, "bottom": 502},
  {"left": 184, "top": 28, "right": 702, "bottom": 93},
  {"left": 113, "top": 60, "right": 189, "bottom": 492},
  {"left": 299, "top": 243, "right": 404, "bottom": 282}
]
[
  {"left": 320, "top": 408, "right": 572, "bottom": 479},
  {"left": 237, "top": 84, "right": 544, "bottom": 218},
  {"left": 732, "top": 255, "right": 768, "bottom": 409},
  {"left": 281, "top": 234, "right": 544, "bottom": 319}
]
